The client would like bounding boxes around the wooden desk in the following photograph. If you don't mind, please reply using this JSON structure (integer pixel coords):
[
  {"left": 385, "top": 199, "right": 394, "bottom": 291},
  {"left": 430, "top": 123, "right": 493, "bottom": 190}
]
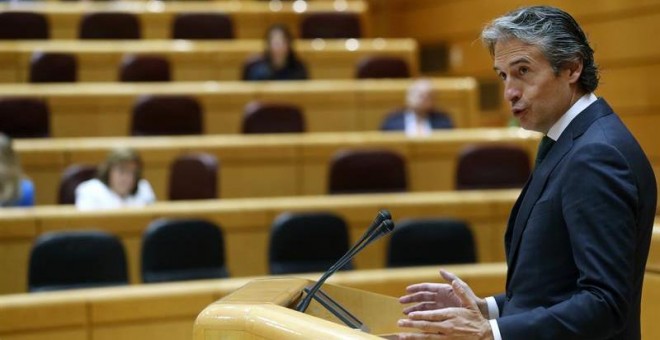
[
  {"left": 0, "top": 189, "right": 520, "bottom": 294},
  {"left": 0, "top": 263, "right": 506, "bottom": 340},
  {"left": 0, "top": 0, "right": 368, "bottom": 40},
  {"left": 0, "top": 78, "right": 479, "bottom": 137},
  {"left": 0, "top": 39, "right": 418, "bottom": 82},
  {"left": 14, "top": 129, "right": 540, "bottom": 205}
]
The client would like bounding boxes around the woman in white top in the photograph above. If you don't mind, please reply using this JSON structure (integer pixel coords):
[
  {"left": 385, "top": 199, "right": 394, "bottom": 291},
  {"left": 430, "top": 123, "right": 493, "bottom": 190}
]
[{"left": 75, "top": 147, "right": 155, "bottom": 211}]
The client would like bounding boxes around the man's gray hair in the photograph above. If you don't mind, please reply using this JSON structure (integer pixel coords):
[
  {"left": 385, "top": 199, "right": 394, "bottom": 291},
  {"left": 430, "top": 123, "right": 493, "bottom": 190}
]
[{"left": 481, "top": 6, "right": 599, "bottom": 93}]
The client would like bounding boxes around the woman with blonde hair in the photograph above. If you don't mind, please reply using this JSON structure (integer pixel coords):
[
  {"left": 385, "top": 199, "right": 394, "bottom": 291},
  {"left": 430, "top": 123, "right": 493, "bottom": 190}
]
[
  {"left": 75, "top": 147, "right": 155, "bottom": 210},
  {"left": 0, "top": 133, "right": 35, "bottom": 207}
]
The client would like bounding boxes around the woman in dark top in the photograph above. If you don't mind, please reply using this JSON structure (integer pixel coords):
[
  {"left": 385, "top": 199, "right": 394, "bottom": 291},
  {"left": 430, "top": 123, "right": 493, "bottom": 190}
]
[{"left": 243, "top": 24, "right": 309, "bottom": 81}]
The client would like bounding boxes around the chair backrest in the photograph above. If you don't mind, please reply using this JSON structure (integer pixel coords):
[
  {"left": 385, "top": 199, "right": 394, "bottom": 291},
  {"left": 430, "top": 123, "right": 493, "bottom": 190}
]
[
  {"left": 119, "top": 54, "right": 171, "bottom": 82},
  {"left": 355, "top": 56, "right": 410, "bottom": 79},
  {"left": 141, "top": 219, "right": 228, "bottom": 283},
  {"left": 29, "top": 52, "right": 77, "bottom": 83},
  {"left": 58, "top": 164, "right": 97, "bottom": 205},
  {"left": 0, "top": 12, "right": 49, "bottom": 40},
  {"left": 28, "top": 230, "right": 128, "bottom": 292},
  {"left": 171, "top": 13, "right": 234, "bottom": 40},
  {"left": 79, "top": 12, "right": 141, "bottom": 40},
  {"left": 169, "top": 153, "right": 219, "bottom": 200},
  {"left": 456, "top": 144, "right": 531, "bottom": 190},
  {"left": 0, "top": 98, "right": 50, "bottom": 138},
  {"left": 131, "top": 95, "right": 203, "bottom": 136},
  {"left": 242, "top": 101, "right": 305, "bottom": 134},
  {"left": 300, "top": 12, "right": 361, "bottom": 39},
  {"left": 269, "top": 212, "right": 352, "bottom": 274},
  {"left": 328, "top": 149, "right": 407, "bottom": 194},
  {"left": 386, "top": 218, "right": 476, "bottom": 268}
]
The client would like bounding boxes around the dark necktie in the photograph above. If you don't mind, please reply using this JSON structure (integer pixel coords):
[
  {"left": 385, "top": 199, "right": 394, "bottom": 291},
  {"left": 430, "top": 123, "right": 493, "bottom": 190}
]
[{"left": 535, "top": 136, "right": 556, "bottom": 168}]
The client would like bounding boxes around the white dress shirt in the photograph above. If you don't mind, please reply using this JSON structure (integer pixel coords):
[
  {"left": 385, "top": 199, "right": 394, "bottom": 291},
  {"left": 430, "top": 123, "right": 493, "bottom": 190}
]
[
  {"left": 404, "top": 110, "right": 433, "bottom": 137},
  {"left": 487, "top": 92, "right": 597, "bottom": 340},
  {"left": 75, "top": 178, "right": 156, "bottom": 211}
]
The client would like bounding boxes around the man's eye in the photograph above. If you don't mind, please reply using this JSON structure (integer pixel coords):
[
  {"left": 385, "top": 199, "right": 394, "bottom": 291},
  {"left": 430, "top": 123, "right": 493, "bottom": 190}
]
[
  {"left": 498, "top": 72, "right": 507, "bottom": 81},
  {"left": 519, "top": 67, "right": 529, "bottom": 75}
]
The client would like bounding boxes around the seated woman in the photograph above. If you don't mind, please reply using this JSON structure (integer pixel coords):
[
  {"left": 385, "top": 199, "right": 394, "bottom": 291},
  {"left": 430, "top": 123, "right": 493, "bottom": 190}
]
[
  {"left": 243, "top": 24, "right": 309, "bottom": 81},
  {"left": 0, "top": 133, "right": 35, "bottom": 207},
  {"left": 75, "top": 147, "right": 155, "bottom": 210}
]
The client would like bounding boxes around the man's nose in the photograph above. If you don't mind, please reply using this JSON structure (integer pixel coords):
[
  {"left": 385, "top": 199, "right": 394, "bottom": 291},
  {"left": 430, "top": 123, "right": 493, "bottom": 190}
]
[{"left": 504, "top": 80, "right": 521, "bottom": 104}]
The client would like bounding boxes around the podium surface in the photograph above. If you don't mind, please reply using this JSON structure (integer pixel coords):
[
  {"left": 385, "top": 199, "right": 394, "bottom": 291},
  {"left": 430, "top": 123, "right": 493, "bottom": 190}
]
[{"left": 194, "top": 278, "right": 404, "bottom": 339}]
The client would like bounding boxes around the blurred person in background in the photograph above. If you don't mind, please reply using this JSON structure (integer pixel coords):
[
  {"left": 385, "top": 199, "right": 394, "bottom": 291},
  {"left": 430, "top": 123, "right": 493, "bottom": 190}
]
[
  {"left": 75, "top": 147, "right": 155, "bottom": 210},
  {"left": 0, "top": 133, "right": 35, "bottom": 207},
  {"left": 381, "top": 79, "right": 453, "bottom": 136},
  {"left": 244, "top": 24, "right": 309, "bottom": 81}
]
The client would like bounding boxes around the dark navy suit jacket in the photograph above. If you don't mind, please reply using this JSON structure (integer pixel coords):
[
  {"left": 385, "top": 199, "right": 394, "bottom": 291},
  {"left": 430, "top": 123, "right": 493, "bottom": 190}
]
[
  {"left": 380, "top": 109, "right": 453, "bottom": 131},
  {"left": 495, "top": 98, "right": 657, "bottom": 339}
]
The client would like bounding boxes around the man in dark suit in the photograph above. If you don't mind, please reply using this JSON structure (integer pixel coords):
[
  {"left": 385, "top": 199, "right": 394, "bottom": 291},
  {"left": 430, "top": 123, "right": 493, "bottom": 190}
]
[
  {"left": 397, "top": 6, "right": 657, "bottom": 340},
  {"left": 381, "top": 79, "right": 453, "bottom": 135}
]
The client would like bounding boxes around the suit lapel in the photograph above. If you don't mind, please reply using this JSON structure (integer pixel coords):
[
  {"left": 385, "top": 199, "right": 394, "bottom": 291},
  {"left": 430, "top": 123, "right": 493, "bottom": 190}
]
[{"left": 504, "top": 98, "right": 614, "bottom": 283}]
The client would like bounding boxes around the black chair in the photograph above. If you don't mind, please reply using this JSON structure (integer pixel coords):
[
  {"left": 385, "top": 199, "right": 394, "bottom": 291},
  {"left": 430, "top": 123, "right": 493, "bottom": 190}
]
[
  {"left": 300, "top": 13, "right": 361, "bottom": 39},
  {"left": 79, "top": 12, "right": 141, "bottom": 40},
  {"left": 29, "top": 52, "right": 77, "bottom": 83},
  {"left": 456, "top": 144, "right": 531, "bottom": 190},
  {"left": 355, "top": 56, "right": 410, "bottom": 79},
  {"left": 141, "top": 219, "right": 228, "bottom": 283},
  {"left": 328, "top": 149, "right": 407, "bottom": 194},
  {"left": 58, "top": 164, "right": 97, "bottom": 205},
  {"left": 0, "top": 12, "right": 49, "bottom": 40},
  {"left": 119, "top": 54, "right": 171, "bottom": 82},
  {"left": 169, "top": 153, "right": 219, "bottom": 200},
  {"left": 130, "top": 95, "right": 203, "bottom": 136},
  {"left": 28, "top": 230, "right": 129, "bottom": 292},
  {"left": 171, "top": 13, "right": 234, "bottom": 40},
  {"left": 386, "top": 218, "right": 476, "bottom": 268},
  {"left": 269, "top": 212, "right": 352, "bottom": 274},
  {"left": 242, "top": 101, "right": 305, "bottom": 134},
  {"left": 0, "top": 98, "right": 50, "bottom": 138}
]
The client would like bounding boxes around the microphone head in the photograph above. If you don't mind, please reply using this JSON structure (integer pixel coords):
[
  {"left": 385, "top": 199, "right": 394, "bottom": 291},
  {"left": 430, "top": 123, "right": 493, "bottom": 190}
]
[
  {"left": 379, "top": 219, "right": 395, "bottom": 234},
  {"left": 377, "top": 209, "right": 392, "bottom": 222}
]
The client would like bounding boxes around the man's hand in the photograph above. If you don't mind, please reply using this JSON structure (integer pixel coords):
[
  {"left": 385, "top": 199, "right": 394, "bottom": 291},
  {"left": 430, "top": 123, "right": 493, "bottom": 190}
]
[
  {"left": 399, "top": 270, "right": 489, "bottom": 318},
  {"left": 398, "top": 279, "right": 493, "bottom": 339}
]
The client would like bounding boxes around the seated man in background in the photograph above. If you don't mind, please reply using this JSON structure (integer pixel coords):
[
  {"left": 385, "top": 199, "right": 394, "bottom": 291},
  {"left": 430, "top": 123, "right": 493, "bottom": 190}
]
[
  {"left": 381, "top": 79, "right": 453, "bottom": 136},
  {"left": 75, "top": 147, "right": 155, "bottom": 210},
  {"left": 0, "top": 133, "right": 35, "bottom": 207}
]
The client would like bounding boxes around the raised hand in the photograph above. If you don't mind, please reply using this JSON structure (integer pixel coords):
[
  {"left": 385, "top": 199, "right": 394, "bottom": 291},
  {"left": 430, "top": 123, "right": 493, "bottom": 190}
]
[
  {"left": 399, "top": 270, "right": 487, "bottom": 318},
  {"left": 397, "top": 280, "right": 493, "bottom": 340}
]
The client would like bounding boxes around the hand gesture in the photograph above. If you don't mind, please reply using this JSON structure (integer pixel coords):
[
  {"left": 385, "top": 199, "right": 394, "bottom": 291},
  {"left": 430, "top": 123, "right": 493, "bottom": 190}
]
[
  {"left": 399, "top": 270, "right": 487, "bottom": 318},
  {"left": 398, "top": 278, "right": 493, "bottom": 339}
]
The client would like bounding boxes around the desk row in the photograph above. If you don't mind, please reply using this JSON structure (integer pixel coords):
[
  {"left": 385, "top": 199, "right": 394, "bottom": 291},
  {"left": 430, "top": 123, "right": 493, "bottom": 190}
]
[
  {"left": 0, "top": 0, "right": 368, "bottom": 40},
  {"left": 13, "top": 129, "right": 541, "bottom": 205},
  {"left": 0, "top": 189, "right": 520, "bottom": 295},
  {"left": 0, "top": 78, "right": 481, "bottom": 138},
  {"left": 0, "top": 39, "right": 418, "bottom": 82}
]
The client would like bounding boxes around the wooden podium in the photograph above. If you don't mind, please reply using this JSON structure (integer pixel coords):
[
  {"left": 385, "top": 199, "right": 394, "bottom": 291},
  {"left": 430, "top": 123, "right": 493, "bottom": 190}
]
[{"left": 193, "top": 277, "right": 405, "bottom": 339}]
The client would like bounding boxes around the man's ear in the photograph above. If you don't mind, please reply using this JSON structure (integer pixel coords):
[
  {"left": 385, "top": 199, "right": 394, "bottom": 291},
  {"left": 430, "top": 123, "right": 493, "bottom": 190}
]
[{"left": 566, "top": 60, "right": 583, "bottom": 84}]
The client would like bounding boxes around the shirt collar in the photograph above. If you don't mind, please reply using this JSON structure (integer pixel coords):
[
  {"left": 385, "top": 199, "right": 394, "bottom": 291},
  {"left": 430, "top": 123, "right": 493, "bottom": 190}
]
[{"left": 546, "top": 93, "right": 597, "bottom": 141}]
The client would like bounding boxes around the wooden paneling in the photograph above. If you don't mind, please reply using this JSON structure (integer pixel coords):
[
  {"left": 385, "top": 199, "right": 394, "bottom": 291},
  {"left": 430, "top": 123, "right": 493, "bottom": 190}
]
[
  {"left": 0, "top": 189, "right": 520, "bottom": 294},
  {"left": 0, "top": 39, "right": 418, "bottom": 82},
  {"left": 14, "top": 129, "right": 539, "bottom": 205},
  {"left": 0, "top": 78, "right": 477, "bottom": 137},
  {"left": 0, "top": 264, "right": 505, "bottom": 340},
  {"left": 0, "top": 1, "right": 367, "bottom": 40}
]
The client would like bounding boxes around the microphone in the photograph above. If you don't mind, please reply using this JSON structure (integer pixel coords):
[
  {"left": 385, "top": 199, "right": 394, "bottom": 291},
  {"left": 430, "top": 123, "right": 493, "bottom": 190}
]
[
  {"left": 296, "top": 218, "right": 395, "bottom": 313},
  {"left": 327, "top": 209, "right": 391, "bottom": 273}
]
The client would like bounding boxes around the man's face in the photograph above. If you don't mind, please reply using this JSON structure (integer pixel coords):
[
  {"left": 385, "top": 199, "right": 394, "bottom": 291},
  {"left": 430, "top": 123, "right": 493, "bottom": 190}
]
[
  {"left": 408, "top": 85, "right": 434, "bottom": 115},
  {"left": 493, "top": 39, "right": 578, "bottom": 134}
]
